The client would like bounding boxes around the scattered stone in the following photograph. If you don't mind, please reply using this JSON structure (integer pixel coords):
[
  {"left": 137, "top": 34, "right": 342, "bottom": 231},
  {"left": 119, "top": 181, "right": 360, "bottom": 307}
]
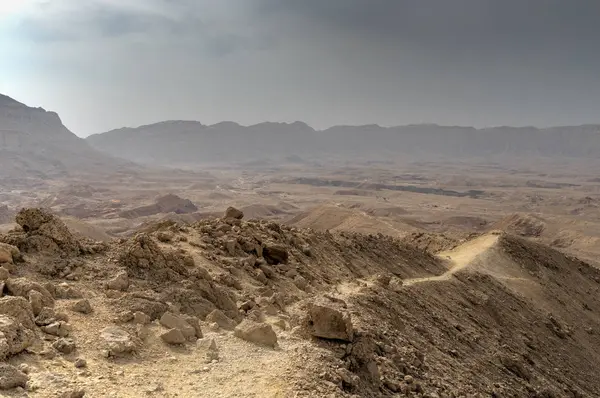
[
  {"left": 255, "top": 269, "right": 268, "bottom": 285},
  {"left": 52, "top": 338, "right": 77, "bottom": 354},
  {"left": 234, "top": 320, "right": 278, "bottom": 348},
  {"left": 0, "top": 243, "right": 19, "bottom": 265},
  {"left": 239, "top": 300, "right": 256, "bottom": 312},
  {"left": 35, "top": 307, "right": 59, "bottom": 326},
  {"left": 208, "top": 322, "right": 219, "bottom": 332},
  {"left": 205, "top": 309, "right": 237, "bottom": 331},
  {"left": 17, "top": 364, "right": 30, "bottom": 375},
  {"left": 0, "top": 296, "right": 36, "bottom": 329},
  {"left": 0, "top": 315, "right": 35, "bottom": 359},
  {"left": 160, "top": 328, "right": 186, "bottom": 345},
  {"left": 301, "top": 245, "right": 312, "bottom": 257},
  {"left": 42, "top": 321, "right": 71, "bottom": 337},
  {"left": 51, "top": 283, "right": 83, "bottom": 299},
  {"left": 263, "top": 243, "right": 288, "bottom": 265},
  {"left": 28, "top": 290, "right": 44, "bottom": 317},
  {"left": 293, "top": 275, "right": 308, "bottom": 291},
  {"left": 71, "top": 299, "right": 93, "bottom": 314},
  {"left": 100, "top": 327, "right": 136, "bottom": 357},
  {"left": 106, "top": 271, "right": 129, "bottom": 292},
  {"left": 307, "top": 303, "right": 354, "bottom": 342},
  {"left": 74, "top": 358, "right": 87, "bottom": 368},
  {"left": 59, "top": 389, "right": 86, "bottom": 398},
  {"left": 182, "top": 315, "right": 203, "bottom": 338},
  {"left": 159, "top": 312, "right": 196, "bottom": 340},
  {"left": 225, "top": 240, "right": 237, "bottom": 256},
  {"left": 224, "top": 207, "right": 244, "bottom": 220},
  {"left": 133, "top": 311, "right": 151, "bottom": 325},
  {"left": 156, "top": 232, "right": 172, "bottom": 243},
  {"left": 5, "top": 278, "right": 54, "bottom": 308},
  {"left": 0, "top": 363, "right": 28, "bottom": 390},
  {"left": 197, "top": 338, "right": 218, "bottom": 352}
]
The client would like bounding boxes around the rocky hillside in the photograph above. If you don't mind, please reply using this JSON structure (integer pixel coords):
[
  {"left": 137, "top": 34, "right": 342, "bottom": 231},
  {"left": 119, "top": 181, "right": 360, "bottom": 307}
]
[
  {"left": 86, "top": 120, "right": 600, "bottom": 166},
  {"left": 0, "top": 94, "right": 134, "bottom": 183},
  {"left": 0, "top": 207, "right": 599, "bottom": 396}
]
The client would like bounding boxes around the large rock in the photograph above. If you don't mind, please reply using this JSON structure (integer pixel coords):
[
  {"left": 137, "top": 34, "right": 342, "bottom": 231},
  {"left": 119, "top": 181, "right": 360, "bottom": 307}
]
[
  {"left": 70, "top": 299, "right": 93, "bottom": 314},
  {"left": 0, "top": 363, "right": 28, "bottom": 389},
  {"left": 106, "top": 271, "right": 129, "bottom": 291},
  {"left": 159, "top": 312, "right": 196, "bottom": 340},
  {"left": 0, "top": 315, "right": 36, "bottom": 359},
  {"left": 0, "top": 243, "right": 19, "bottom": 264},
  {"left": 307, "top": 303, "right": 354, "bottom": 342},
  {"left": 5, "top": 278, "right": 54, "bottom": 309},
  {"left": 0, "top": 296, "right": 36, "bottom": 329},
  {"left": 100, "top": 326, "right": 136, "bottom": 356},
  {"left": 234, "top": 320, "right": 277, "bottom": 348},
  {"left": 205, "top": 309, "right": 237, "bottom": 331},
  {"left": 160, "top": 328, "right": 186, "bottom": 345},
  {"left": 263, "top": 243, "right": 289, "bottom": 265},
  {"left": 224, "top": 207, "right": 244, "bottom": 220}
]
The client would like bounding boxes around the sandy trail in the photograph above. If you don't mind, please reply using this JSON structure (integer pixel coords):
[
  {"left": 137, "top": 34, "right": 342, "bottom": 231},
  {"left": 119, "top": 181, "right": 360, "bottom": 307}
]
[{"left": 404, "top": 234, "right": 500, "bottom": 286}]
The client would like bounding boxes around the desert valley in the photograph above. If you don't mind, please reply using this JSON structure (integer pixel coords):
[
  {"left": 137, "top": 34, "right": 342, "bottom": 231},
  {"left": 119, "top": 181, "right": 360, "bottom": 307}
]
[{"left": 1, "top": 92, "right": 600, "bottom": 398}]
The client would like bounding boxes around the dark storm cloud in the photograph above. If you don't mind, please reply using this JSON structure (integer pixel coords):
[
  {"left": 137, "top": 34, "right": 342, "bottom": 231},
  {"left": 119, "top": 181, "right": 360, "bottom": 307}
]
[
  {"left": 258, "top": 0, "right": 600, "bottom": 56},
  {"left": 4, "top": 0, "right": 600, "bottom": 135}
]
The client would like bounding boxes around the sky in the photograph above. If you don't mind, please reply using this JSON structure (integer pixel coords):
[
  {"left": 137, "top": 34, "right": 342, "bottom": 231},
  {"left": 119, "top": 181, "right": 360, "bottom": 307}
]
[{"left": 1, "top": 0, "right": 600, "bottom": 137}]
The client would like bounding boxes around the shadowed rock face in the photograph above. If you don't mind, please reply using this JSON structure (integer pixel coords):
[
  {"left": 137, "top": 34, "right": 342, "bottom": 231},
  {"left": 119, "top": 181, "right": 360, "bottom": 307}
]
[{"left": 0, "top": 93, "right": 134, "bottom": 181}]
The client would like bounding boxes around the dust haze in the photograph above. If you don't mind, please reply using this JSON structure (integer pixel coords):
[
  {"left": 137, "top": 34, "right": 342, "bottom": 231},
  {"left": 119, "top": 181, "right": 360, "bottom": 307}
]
[{"left": 1, "top": 1, "right": 600, "bottom": 397}]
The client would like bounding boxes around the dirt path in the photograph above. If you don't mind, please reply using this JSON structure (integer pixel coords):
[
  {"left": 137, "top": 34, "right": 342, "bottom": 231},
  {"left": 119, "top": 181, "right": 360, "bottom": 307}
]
[{"left": 404, "top": 234, "right": 500, "bottom": 286}]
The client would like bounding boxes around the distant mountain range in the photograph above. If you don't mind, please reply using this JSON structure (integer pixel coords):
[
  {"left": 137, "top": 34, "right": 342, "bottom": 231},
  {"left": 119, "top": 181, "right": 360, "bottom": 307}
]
[
  {"left": 86, "top": 120, "right": 600, "bottom": 167},
  {"left": 0, "top": 94, "right": 135, "bottom": 182}
]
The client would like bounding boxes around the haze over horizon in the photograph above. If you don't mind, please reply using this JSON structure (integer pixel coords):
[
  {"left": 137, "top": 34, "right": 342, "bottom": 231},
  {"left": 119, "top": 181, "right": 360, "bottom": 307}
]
[{"left": 2, "top": 0, "right": 600, "bottom": 137}]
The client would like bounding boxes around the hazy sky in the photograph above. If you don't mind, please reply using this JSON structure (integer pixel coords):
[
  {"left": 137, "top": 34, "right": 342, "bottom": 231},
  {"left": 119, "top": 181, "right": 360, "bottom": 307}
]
[{"left": 1, "top": 0, "right": 599, "bottom": 136}]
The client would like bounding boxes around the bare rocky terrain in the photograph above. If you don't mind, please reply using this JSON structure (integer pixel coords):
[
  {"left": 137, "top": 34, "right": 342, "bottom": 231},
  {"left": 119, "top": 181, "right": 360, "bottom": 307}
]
[{"left": 2, "top": 94, "right": 600, "bottom": 396}]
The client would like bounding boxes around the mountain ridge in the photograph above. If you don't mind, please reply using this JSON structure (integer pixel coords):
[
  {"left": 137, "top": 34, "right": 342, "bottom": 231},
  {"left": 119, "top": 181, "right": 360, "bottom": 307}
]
[{"left": 86, "top": 118, "right": 600, "bottom": 167}]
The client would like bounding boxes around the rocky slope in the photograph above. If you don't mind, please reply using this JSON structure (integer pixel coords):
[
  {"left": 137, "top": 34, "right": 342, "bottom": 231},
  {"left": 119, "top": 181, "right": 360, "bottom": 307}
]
[
  {"left": 86, "top": 120, "right": 600, "bottom": 166},
  {"left": 0, "top": 94, "right": 135, "bottom": 184},
  {"left": 0, "top": 207, "right": 599, "bottom": 397}
]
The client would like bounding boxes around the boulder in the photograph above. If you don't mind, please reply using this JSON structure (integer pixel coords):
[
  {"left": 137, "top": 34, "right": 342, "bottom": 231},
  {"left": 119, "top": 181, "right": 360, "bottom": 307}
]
[
  {"left": 160, "top": 328, "right": 186, "bottom": 345},
  {"left": 35, "top": 307, "right": 60, "bottom": 326},
  {"left": 307, "top": 303, "right": 354, "bottom": 342},
  {"left": 133, "top": 311, "right": 151, "bottom": 325},
  {"left": 0, "top": 363, "right": 28, "bottom": 390},
  {"left": 0, "top": 296, "right": 36, "bottom": 329},
  {"left": 0, "top": 243, "right": 19, "bottom": 264},
  {"left": 224, "top": 207, "right": 244, "bottom": 220},
  {"left": 205, "top": 309, "right": 237, "bottom": 331},
  {"left": 52, "top": 337, "right": 77, "bottom": 354},
  {"left": 181, "top": 315, "right": 203, "bottom": 338},
  {"left": 100, "top": 326, "right": 136, "bottom": 356},
  {"left": 263, "top": 244, "right": 288, "bottom": 265},
  {"left": 234, "top": 320, "right": 277, "bottom": 348},
  {"left": 70, "top": 299, "right": 93, "bottom": 314},
  {"left": 0, "top": 315, "right": 36, "bottom": 359},
  {"left": 159, "top": 312, "right": 196, "bottom": 340},
  {"left": 106, "top": 271, "right": 129, "bottom": 292},
  {"left": 28, "top": 290, "right": 44, "bottom": 317},
  {"left": 41, "top": 321, "right": 71, "bottom": 337},
  {"left": 5, "top": 278, "right": 54, "bottom": 308}
]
